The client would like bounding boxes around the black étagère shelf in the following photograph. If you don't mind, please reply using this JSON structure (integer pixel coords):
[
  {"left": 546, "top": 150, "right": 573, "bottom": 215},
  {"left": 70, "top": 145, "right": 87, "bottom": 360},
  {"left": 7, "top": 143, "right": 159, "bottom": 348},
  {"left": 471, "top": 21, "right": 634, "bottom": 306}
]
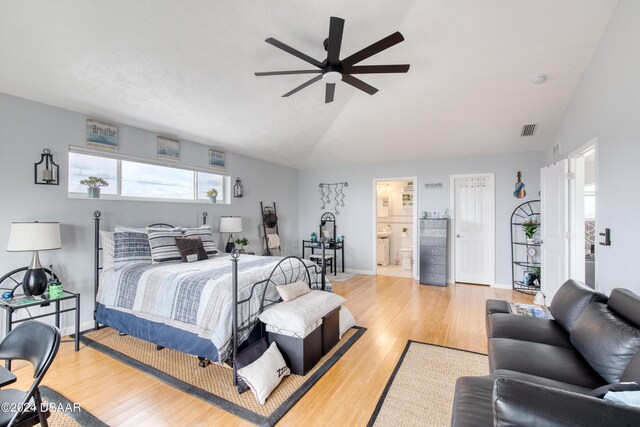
[{"left": 510, "top": 200, "right": 541, "bottom": 294}]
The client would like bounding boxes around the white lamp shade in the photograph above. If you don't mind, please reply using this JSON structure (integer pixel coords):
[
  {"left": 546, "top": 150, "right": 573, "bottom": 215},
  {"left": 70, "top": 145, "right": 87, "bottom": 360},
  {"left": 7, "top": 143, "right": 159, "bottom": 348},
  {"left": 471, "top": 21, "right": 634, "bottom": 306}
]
[
  {"left": 7, "top": 222, "right": 62, "bottom": 252},
  {"left": 219, "top": 216, "right": 243, "bottom": 233}
]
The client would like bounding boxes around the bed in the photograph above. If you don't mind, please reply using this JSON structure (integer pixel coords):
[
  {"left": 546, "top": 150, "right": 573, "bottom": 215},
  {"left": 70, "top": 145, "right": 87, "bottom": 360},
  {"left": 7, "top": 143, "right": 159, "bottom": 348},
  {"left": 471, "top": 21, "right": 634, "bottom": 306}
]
[{"left": 92, "top": 211, "right": 329, "bottom": 368}]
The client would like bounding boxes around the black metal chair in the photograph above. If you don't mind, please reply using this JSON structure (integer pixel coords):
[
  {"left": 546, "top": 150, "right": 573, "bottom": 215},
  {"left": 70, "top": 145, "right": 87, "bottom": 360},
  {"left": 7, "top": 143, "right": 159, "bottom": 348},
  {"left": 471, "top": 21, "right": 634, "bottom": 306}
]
[{"left": 0, "top": 321, "right": 61, "bottom": 427}]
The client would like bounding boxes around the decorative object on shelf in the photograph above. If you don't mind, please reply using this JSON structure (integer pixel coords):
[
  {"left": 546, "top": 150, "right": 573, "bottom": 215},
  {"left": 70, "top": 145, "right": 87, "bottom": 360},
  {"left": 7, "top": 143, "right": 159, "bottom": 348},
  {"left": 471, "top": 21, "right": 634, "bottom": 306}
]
[
  {"left": 254, "top": 16, "right": 409, "bottom": 104},
  {"left": 207, "top": 188, "right": 218, "bottom": 204},
  {"left": 6, "top": 222, "right": 62, "bottom": 296},
  {"left": 513, "top": 171, "right": 526, "bottom": 198},
  {"left": 80, "top": 176, "right": 109, "bottom": 198},
  {"left": 234, "top": 237, "right": 249, "bottom": 253},
  {"left": 220, "top": 216, "right": 243, "bottom": 253},
  {"left": 319, "top": 182, "right": 348, "bottom": 215},
  {"left": 34, "top": 149, "right": 59, "bottom": 185},
  {"left": 47, "top": 266, "right": 63, "bottom": 299},
  {"left": 233, "top": 177, "right": 244, "bottom": 198},
  {"left": 511, "top": 200, "right": 541, "bottom": 294},
  {"left": 86, "top": 119, "right": 118, "bottom": 151},
  {"left": 208, "top": 149, "right": 225, "bottom": 169},
  {"left": 522, "top": 223, "right": 538, "bottom": 244},
  {"left": 157, "top": 136, "right": 180, "bottom": 161},
  {"left": 311, "top": 232, "right": 317, "bottom": 242}
]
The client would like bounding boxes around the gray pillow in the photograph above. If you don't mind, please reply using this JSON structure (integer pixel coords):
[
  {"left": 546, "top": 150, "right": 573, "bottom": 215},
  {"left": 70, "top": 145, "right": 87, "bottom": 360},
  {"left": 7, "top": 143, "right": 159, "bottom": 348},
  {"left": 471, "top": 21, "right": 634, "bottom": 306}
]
[
  {"left": 182, "top": 226, "right": 219, "bottom": 257},
  {"left": 147, "top": 227, "right": 183, "bottom": 263}
]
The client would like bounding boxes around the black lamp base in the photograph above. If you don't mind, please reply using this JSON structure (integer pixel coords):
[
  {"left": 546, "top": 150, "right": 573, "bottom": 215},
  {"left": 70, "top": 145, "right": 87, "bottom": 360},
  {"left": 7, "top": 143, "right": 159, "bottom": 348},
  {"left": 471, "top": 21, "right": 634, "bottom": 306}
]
[
  {"left": 225, "top": 241, "right": 236, "bottom": 253},
  {"left": 23, "top": 268, "right": 48, "bottom": 296}
]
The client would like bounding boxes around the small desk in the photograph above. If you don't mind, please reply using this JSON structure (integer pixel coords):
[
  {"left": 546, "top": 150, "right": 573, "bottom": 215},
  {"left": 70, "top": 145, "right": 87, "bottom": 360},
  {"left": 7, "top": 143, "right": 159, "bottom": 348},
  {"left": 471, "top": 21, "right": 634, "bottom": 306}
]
[
  {"left": 0, "top": 291, "right": 80, "bottom": 370},
  {"left": 301, "top": 240, "right": 345, "bottom": 276}
]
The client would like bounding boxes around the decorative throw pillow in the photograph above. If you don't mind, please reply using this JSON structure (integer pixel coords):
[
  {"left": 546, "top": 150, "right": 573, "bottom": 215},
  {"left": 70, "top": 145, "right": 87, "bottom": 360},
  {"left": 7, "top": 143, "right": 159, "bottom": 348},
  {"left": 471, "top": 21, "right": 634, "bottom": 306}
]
[
  {"left": 276, "top": 280, "right": 311, "bottom": 302},
  {"left": 339, "top": 306, "right": 356, "bottom": 339},
  {"left": 113, "top": 231, "right": 152, "bottom": 269},
  {"left": 100, "top": 230, "right": 115, "bottom": 270},
  {"left": 237, "top": 341, "right": 290, "bottom": 405},
  {"left": 235, "top": 338, "right": 270, "bottom": 394},
  {"left": 175, "top": 237, "right": 208, "bottom": 262},
  {"left": 182, "top": 226, "right": 219, "bottom": 257},
  {"left": 147, "top": 227, "right": 183, "bottom": 263}
]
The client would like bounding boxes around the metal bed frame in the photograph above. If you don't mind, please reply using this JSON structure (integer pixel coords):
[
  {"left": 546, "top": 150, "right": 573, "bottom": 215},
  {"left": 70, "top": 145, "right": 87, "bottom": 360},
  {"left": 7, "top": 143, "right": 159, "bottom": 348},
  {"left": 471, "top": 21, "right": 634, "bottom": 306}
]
[{"left": 92, "top": 211, "right": 327, "bottom": 377}]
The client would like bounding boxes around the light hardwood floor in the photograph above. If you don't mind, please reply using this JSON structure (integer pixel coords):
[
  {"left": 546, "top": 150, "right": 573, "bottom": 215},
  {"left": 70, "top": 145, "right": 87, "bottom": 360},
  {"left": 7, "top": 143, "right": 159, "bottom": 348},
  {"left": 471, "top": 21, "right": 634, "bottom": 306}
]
[{"left": 13, "top": 276, "right": 532, "bottom": 426}]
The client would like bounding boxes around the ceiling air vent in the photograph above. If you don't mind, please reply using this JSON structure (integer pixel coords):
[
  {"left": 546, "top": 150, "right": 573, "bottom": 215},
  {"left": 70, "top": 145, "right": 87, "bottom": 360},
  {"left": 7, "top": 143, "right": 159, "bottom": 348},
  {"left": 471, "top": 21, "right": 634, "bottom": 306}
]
[{"left": 521, "top": 124, "right": 537, "bottom": 137}]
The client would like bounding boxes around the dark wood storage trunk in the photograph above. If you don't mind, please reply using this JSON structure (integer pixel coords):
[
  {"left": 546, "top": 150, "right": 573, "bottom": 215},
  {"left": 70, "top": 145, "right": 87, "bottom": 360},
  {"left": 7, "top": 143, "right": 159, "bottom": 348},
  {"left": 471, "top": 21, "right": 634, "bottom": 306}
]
[
  {"left": 321, "top": 307, "right": 340, "bottom": 355},
  {"left": 268, "top": 326, "right": 322, "bottom": 376}
]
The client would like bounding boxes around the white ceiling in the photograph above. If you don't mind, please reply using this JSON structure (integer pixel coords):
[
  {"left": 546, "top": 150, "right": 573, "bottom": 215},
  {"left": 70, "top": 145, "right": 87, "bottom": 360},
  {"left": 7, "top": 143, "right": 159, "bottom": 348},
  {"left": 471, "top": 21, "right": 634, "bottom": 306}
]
[{"left": 0, "top": 1, "right": 618, "bottom": 168}]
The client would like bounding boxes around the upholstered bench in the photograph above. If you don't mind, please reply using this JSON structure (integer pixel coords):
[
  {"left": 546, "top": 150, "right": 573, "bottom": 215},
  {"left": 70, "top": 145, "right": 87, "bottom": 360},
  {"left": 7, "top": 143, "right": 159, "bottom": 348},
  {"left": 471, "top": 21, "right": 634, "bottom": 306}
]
[{"left": 259, "top": 289, "right": 345, "bottom": 375}]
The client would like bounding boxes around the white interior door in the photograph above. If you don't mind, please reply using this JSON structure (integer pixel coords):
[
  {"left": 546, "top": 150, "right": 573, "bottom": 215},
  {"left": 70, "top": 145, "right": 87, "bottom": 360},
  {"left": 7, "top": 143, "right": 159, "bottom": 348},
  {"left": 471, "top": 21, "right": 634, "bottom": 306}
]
[
  {"left": 453, "top": 175, "right": 494, "bottom": 285},
  {"left": 540, "top": 160, "right": 569, "bottom": 300}
]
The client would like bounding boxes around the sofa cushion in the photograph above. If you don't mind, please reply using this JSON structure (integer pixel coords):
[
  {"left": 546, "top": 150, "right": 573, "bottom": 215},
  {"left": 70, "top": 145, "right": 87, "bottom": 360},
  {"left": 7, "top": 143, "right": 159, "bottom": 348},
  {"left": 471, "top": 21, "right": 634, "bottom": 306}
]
[
  {"left": 486, "top": 299, "right": 511, "bottom": 315},
  {"left": 549, "top": 279, "right": 607, "bottom": 333},
  {"left": 452, "top": 376, "right": 495, "bottom": 427},
  {"left": 571, "top": 302, "right": 640, "bottom": 384},
  {"left": 493, "top": 369, "right": 592, "bottom": 395},
  {"left": 488, "top": 338, "right": 605, "bottom": 389},
  {"left": 487, "top": 314, "right": 572, "bottom": 348},
  {"left": 608, "top": 288, "right": 640, "bottom": 328}
]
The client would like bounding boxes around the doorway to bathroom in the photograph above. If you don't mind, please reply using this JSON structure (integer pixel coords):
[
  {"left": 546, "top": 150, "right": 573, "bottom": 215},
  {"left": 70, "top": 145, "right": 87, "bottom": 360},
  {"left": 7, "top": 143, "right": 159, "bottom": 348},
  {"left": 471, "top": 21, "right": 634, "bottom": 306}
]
[{"left": 373, "top": 177, "right": 418, "bottom": 279}]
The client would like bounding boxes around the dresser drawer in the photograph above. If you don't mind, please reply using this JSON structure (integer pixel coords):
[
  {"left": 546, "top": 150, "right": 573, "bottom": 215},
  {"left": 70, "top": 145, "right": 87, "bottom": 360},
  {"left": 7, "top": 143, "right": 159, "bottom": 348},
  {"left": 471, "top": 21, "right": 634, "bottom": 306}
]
[
  {"left": 421, "top": 273, "right": 447, "bottom": 286},
  {"left": 421, "top": 255, "right": 446, "bottom": 265},
  {"left": 420, "top": 246, "right": 446, "bottom": 256},
  {"left": 420, "top": 228, "right": 447, "bottom": 238},
  {"left": 420, "top": 237, "right": 446, "bottom": 247},
  {"left": 422, "top": 264, "right": 446, "bottom": 275},
  {"left": 420, "top": 219, "right": 447, "bottom": 229}
]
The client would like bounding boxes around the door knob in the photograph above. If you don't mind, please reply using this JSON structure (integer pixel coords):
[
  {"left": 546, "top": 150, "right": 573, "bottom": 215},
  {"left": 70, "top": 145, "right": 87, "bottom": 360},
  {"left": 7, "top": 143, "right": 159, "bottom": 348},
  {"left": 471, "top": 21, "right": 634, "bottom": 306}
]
[{"left": 456, "top": 234, "right": 463, "bottom": 238}]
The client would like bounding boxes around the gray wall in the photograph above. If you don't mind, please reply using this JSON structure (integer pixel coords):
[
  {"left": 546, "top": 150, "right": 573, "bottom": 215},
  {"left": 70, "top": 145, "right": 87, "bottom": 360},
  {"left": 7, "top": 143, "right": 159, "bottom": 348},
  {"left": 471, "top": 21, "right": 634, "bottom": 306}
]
[
  {"left": 298, "top": 151, "right": 543, "bottom": 285},
  {"left": 0, "top": 92, "right": 299, "bottom": 332},
  {"left": 545, "top": 0, "right": 640, "bottom": 296}
]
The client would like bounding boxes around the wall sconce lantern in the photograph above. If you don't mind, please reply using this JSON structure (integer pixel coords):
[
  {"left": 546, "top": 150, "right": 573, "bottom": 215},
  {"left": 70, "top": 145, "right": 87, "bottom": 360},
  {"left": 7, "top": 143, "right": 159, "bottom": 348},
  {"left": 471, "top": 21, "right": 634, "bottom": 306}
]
[
  {"left": 233, "top": 177, "right": 244, "bottom": 198},
  {"left": 34, "top": 149, "right": 59, "bottom": 185}
]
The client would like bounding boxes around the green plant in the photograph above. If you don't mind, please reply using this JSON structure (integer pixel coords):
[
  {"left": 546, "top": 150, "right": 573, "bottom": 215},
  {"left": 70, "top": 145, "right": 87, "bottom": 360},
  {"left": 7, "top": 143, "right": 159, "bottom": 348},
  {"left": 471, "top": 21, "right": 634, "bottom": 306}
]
[
  {"left": 522, "top": 224, "right": 538, "bottom": 239},
  {"left": 234, "top": 237, "right": 249, "bottom": 248},
  {"left": 206, "top": 188, "right": 218, "bottom": 197},
  {"left": 79, "top": 176, "right": 109, "bottom": 188}
]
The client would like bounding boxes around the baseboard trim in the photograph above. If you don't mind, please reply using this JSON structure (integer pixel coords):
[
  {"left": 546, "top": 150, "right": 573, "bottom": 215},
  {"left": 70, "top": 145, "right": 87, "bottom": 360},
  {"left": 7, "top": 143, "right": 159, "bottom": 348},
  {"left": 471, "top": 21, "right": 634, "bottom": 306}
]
[
  {"left": 491, "top": 283, "right": 512, "bottom": 289},
  {"left": 346, "top": 269, "right": 375, "bottom": 276},
  {"left": 61, "top": 320, "right": 95, "bottom": 337}
]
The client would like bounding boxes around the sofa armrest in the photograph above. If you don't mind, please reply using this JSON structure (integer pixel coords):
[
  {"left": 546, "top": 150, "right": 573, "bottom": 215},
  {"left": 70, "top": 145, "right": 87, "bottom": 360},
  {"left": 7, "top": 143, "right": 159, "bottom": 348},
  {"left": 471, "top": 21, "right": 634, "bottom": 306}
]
[{"left": 493, "top": 378, "right": 640, "bottom": 426}]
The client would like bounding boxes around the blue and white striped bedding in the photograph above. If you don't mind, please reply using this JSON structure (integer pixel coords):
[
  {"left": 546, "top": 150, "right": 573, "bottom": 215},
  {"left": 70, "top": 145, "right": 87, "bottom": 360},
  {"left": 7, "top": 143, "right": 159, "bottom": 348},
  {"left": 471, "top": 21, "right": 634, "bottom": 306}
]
[{"left": 97, "top": 254, "right": 330, "bottom": 362}]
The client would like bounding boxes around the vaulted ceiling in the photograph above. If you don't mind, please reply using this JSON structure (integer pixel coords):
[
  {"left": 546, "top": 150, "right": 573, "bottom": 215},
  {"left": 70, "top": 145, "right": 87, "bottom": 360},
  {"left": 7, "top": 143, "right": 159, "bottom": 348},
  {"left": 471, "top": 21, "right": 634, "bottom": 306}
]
[{"left": 0, "top": 0, "right": 618, "bottom": 168}]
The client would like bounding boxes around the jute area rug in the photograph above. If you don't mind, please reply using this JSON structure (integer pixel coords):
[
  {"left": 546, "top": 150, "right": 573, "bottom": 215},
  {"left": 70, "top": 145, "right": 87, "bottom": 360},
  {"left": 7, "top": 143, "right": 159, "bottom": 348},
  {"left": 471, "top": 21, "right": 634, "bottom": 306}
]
[
  {"left": 368, "top": 341, "right": 488, "bottom": 427},
  {"left": 40, "top": 386, "right": 107, "bottom": 426},
  {"left": 80, "top": 326, "right": 365, "bottom": 426}
]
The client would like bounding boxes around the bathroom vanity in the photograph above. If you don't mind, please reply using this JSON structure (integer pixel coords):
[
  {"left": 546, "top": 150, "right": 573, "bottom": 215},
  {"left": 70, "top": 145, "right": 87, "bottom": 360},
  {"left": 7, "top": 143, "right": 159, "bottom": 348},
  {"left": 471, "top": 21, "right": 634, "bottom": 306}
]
[{"left": 376, "top": 236, "right": 390, "bottom": 266}]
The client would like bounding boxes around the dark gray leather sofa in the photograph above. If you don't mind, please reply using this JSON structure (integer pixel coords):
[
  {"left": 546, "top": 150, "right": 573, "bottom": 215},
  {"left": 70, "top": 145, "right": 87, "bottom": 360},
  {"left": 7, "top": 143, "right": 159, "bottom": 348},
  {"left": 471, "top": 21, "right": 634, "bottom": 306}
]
[{"left": 452, "top": 280, "right": 640, "bottom": 426}]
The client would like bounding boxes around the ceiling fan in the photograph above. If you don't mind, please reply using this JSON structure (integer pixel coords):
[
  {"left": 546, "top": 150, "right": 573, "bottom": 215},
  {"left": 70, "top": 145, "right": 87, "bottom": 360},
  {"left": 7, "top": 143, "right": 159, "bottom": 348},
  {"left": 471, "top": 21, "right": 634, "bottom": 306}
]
[{"left": 255, "top": 16, "right": 410, "bottom": 103}]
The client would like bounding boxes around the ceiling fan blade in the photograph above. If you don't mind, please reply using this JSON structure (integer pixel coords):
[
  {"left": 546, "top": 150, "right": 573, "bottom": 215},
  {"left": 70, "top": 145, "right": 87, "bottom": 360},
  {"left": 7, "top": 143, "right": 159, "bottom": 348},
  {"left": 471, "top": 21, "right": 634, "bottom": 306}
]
[
  {"left": 327, "top": 17, "right": 345, "bottom": 66},
  {"left": 255, "top": 70, "right": 322, "bottom": 76},
  {"left": 325, "top": 83, "right": 336, "bottom": 103},
  {"left": 282, "top": 74, "right": 323, "bottom": 97},
  {"left": 340, "top": 32, "right": 405, "bottom": 68},
  {"left": 342, "top": 64, "right": 410, "bottom": 74},
  {"left": 341, "top": 74, "right": 378, "bottom": 95},
  {"left": 265, "top": 38, "right": 324, "bottom": 69}
]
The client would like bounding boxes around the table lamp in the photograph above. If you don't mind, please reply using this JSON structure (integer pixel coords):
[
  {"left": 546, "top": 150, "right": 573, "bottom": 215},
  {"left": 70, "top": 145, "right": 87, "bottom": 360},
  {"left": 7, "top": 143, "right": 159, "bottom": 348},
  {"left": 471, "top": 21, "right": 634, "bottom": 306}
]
[
  {"left": 220, "top": 216, "right": 242, "bottom": 253},
  {"left": 6, "top": 222, "right": 62, "bottom": 296}
]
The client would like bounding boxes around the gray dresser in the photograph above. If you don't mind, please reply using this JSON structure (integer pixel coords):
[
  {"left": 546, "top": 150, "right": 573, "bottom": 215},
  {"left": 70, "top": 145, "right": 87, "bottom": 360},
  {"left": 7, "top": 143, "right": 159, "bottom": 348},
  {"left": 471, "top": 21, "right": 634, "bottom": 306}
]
[{"left": 419, "top": 219, "right": 449, "bottom": 286}]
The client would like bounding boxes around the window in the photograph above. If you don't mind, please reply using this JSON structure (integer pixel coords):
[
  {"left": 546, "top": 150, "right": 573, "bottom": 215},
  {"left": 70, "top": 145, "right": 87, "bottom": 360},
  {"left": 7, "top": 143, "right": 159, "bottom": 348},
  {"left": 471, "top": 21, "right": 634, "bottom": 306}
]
[{"left": 68, "top": 148, "right": 229, "bottom": 203}]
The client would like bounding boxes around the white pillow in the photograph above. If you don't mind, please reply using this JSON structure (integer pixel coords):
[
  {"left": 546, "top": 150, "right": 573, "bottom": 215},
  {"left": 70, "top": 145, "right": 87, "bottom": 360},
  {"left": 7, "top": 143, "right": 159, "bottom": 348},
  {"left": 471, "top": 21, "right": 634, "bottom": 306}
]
[
  {"left": 237, "top": 341, "right": 290, "bottom": 405},
  {"left": 259, "top": 290, "right": 346, "bottom": 335},
  {"left": 114, "top": 225, "right": 148, "bottom": 234},
  {"left": 100, "top": 230, "right": 115, "bottom": 270},
  {"left": 276, "top": 280, "right": 311, "bottom": 302},
  {"left": 340, "top": 306, "right": 356, "bottom": 339}
]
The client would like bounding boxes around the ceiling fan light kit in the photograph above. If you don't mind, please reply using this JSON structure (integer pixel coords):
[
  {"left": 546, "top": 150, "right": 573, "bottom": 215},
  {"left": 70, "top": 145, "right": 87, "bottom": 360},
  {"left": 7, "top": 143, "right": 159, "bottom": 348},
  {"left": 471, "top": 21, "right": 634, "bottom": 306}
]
[{"left": 255, "top": 16, "right": 410, "bottom": 103}]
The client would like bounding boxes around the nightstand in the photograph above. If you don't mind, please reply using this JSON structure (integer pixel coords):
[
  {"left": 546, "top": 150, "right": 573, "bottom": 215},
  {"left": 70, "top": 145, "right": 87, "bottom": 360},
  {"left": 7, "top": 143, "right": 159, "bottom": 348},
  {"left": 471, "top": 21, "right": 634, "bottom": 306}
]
[{"left": 0, "top": 290, "right": 80, "bottom": 370}]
